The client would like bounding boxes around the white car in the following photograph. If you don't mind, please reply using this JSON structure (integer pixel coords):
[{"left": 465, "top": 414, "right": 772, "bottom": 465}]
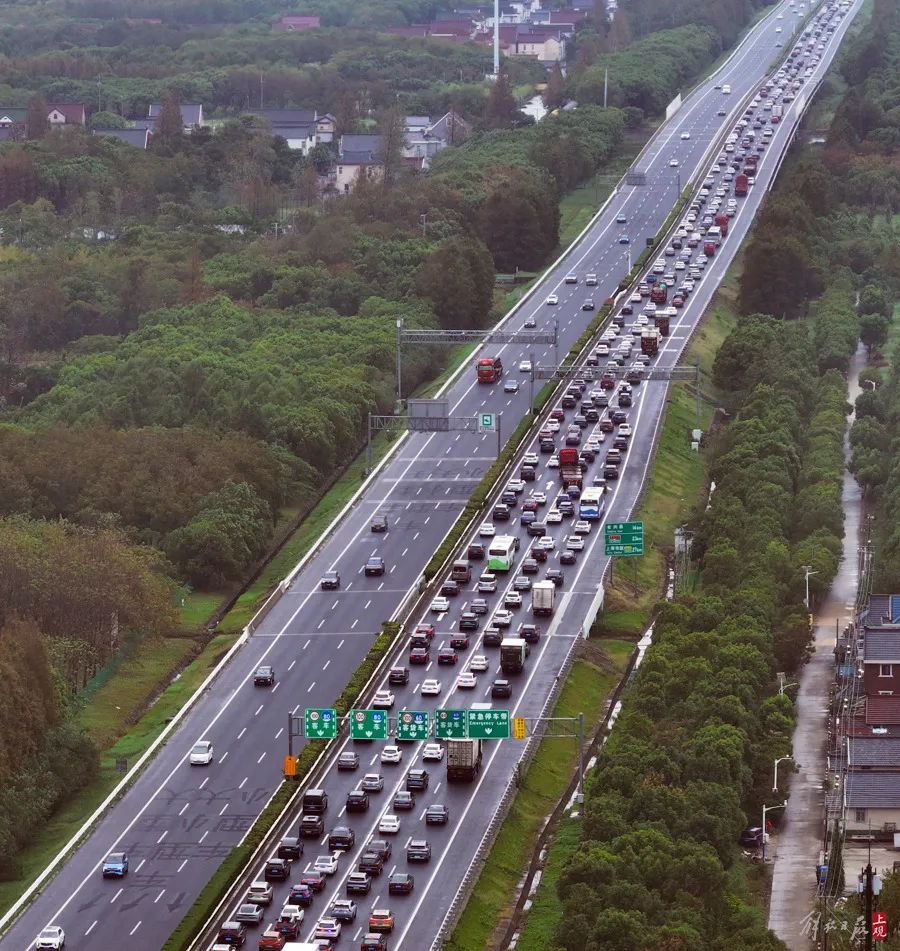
[
  {"left": 669, "top": 158, "right": 679, "bottom": 167},
  {"left": 546, "top": 419, "right": 560, "bottom": 432},
  {"left": 430, "top": 596, "right": 450, "bottom": 613},
  {"left": 479, "top": 522, "right": 495, "bottom": 537},
  {"left": 421, "top": 678, "right": 442, "bottom": 696},
  {"left": 423, "top": 743, "right": 445, "bottom": 761},
  {"left": 373, "top": 689, "right": 395, "bottom": 708},
  {"left": 675, "top": 260, "right": 686, "bottom": 270},
  {"left": 536, "top": 535, "right": 555, "bottom": 550},
  {"left": 492, "top": 610, "right": 513, "bottom": 628},
  {"left": 546, "top": 294, "right": 559, "bottom": 305},
  {"left": 504, "top": 590, "right": 523, "bottom": 608},
  {"left": 519, "top": 359, "right": 533, "bottom": 373},
  {"left": 314, "top": 855, "right": 339, "bottom": 875},
  {"left": 507, "top": 479, "right": 525, "bottom": 493},
  {"left": 530, "top": 491, "right": 547, "bottom": 505},
  {"left": 379, "top": 814, "right": 401, "bottom": 834},
  {"left": 548, "top": 454, "right": 559, "bottom": 468},
  {"left": 618, "top": 424, "right": 632, "bottom": 437},
  {"left": 280, "top": 904, "right": 305, "bottom": 924},
  {"left": 680, "top": 131, "right": 690, "bottom": 139},
  {"left": 469, "top": 654, "right": 489, "bottom": 672},
  {"left": 381, "top": 745, "right": 402, "bottom": 764},
  {"left": 573, "top": 520, "right": 592, "bottom": 535},
  {"left": 566, "top": 535, "right": 585, "bottom": 551},
  {"left": 629, "top": 292, "right": 642, "bottom": 304},
  {"left": 35, "top": 928, "right": 65, "bottom": 951},
  {"left": 189, "top": 740, "right": 214, "bottom": 765},
  {"left": 457, "top": 672, "right": 478, "bottom": 690}
]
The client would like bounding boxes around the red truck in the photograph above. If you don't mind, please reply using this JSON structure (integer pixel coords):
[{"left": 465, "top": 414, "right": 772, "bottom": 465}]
[
  {"left": 703, "top": 241, "right": 716, "bottom": 257},
  {"left": 734, "top": 174, "right": 749, "bottom": 197},
  {"left": 714, "top": 214, "right": 729, "bottom": 236},
  {"left": 558, "top": 447, "right": 583, "bottom": 489},
  {"left": 476, "top": 356, "right": 503, "bottom": 383},
  {"left": 641, "top": 329, "right": 660, "bottom": 356},
  {"left": 650, "top": 285, "right": 668, "bottom": 305},
  {"left": 654, "top": 313, "right": 670, "bottom": 336}
]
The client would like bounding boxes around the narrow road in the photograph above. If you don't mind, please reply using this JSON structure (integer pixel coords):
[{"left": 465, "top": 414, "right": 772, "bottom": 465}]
[{"left": 767, "top": 342, "right": 866, "bottom": 948}]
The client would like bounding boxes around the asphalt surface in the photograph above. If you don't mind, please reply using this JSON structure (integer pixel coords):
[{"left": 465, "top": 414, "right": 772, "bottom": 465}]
[
  {"left": 5, "top": 2, "right": 862, "bottom": 949},
  {"left": 767, "top": 344, "right": 865, "bottom": 949}
]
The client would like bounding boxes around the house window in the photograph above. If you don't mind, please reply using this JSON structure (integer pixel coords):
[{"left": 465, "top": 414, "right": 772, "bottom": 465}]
[
  {"left": 855, "top": 809, "right": 867, "bottom": 822},
  {"left": 880, "top": 664, "right": 893, "bottom": 677}
]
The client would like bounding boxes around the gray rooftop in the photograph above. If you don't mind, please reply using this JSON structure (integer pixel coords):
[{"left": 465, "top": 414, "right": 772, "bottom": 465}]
[
  {"left": 846, "top": 771, "right": 900, "bottom": 808},
  {"left": 93, "top": 128, "right": 150, "bottom": 148},
  {"left": 846, "top": 737, "right": 900, "bottom": 769},
  {"left": 864, "top": 631, "right": 900, "bottom": 663}
]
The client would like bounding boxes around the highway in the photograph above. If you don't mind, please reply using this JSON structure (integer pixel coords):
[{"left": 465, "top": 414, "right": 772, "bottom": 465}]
[{"left": 3, "top": 1, "right": 861, "bottom": 949}]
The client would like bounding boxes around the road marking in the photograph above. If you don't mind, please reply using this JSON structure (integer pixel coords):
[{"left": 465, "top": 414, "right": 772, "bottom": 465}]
[
  {"left": 239, "top": 777, "right": 248, "bottom": 789},
  {"left": 85, "top": 921, "right": 97, "bottom": 936},
  {"left": 309, "top": 680, "right": 316, "bottom": 691},
  {"left": 254, "top": 704, "right": 264, "bottom": 716},
  {"left": 110, "top": 888, "right": 123, "bottom": 904},
  {"left": 257, "top": 752, "right": 266, "bottom": 764},
  {"left": 350, "top": 619, "right": 358, "bottom": 629},
  {"left": 317, "top": 619, "right": 325, "bottom": 629},
  {"left": 219, "top": 803, "right": 228, "bottom": 816},
  {"left": 288, "top": 660, "right": 296, "bottom": 671},
  {"left": 199, "top": 831, "right": 208, "bottom": 844},
  {"left": 156, "top": 831, "right": 168, "bottom": 845},
  {"left": 177, "top": 859, "right": 188, "bottom": 873},
  {"left": 337, "top": 639, "right": 345, "bottom": 649},
  {"left": 178, "top": 803, "right": 189, "bottom": 816},
  {"left": 303, "top": 638, "right": 311, "bottom": 649},
  {"left": 135, "top": 858, "right": 146, "bottom": 873},
  {"left": 323, "top": 660, "right": 331, "bottom": 670},
  {"left": 129, "top": 921, "right": 142, "bottom": 936}
]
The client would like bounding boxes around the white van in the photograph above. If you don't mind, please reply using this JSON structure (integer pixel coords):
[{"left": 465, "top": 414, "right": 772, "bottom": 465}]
[{"left": 722, "top": 84, "right": 732, "bottom": 94}]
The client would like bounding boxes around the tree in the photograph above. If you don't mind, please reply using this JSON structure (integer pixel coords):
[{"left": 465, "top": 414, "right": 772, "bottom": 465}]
[
  {"left": 155, "top": 91, "right": 184, "bottom": 142},
  {"left": 25, "top": 96, "right": 49, "bottom": 140},
  {"left": 543, "top": 63, "right": 567, "bottom": 110},
  {"left": 859, "top": 284, "right": 892, "bottom": 317},
  {"left": 484, "top": 70, "right": 520, "bottom": 130},
  {"left": 417, "top": 237, "right": 495, "bottom": 329},
  {"left": 90, "top": 111, "right": 127, "bottom": 130},
  {"left": 860, "top": 312, "right": 889, "bottom": 355},
  {"left": 375, "top": 107, "right": 406, "bottom": 188}
]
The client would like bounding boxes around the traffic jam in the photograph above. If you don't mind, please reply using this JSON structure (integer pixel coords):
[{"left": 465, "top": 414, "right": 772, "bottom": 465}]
[{"left": 203, "top": 4, "right": 851, "bottom": 945}]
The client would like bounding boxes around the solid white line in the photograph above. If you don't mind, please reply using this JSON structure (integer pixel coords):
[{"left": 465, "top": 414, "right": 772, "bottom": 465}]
[{"left": 85, "top": 920, "right": 97, "bottom": 935}]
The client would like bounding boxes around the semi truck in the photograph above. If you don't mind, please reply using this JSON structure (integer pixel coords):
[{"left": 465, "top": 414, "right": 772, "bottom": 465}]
[
  {"left": 558, "top": 446, "right": 583, "bottom": 489},
  {"left": 532, "top": 579, "right": 556, "bottom": 617},
  {"left": 649, "top": 284, "right": 668, "bottom": 305},
  {"left": 476, "top": 356, "right": 503, "bottom": 383},
  {"left": 447, "top": 738, "right": 482, "bottom": 781},
  {"left": 500, "top": 637, "right": 529, "bottom": 674},
  {"left": 714, "top": 213, "right": 729, "bottom": 236},
  {"left": 654, "top": 312, "right": 671, "bottom": 336},
  {"left": 641, "top": 328, "right": 660, "bottom": 356},
  {"left": 734, "top": 173, "right": 749, "bottom": 197}
]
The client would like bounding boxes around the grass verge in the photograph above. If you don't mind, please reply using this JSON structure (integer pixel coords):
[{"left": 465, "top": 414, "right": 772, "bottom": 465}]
[
  {"left": 0, "top": 633, "right": 237, "bottom": 916},
  {"left": 444, "top": 640, "right": 634, "bottom": 951}
]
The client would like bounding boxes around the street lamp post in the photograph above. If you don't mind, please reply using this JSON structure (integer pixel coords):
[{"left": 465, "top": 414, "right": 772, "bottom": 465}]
[
  {"left": 773, "top": 754, "right": 794, "bottom": 792},
  {"left": 761, "top": 802, "right": 786, "bottom": 863},
  {"left": 395, "top": 317, "right": 403, "bottom": 412},
  {"left": 802, "top": 565, "right": 818, "bottom": 610}
]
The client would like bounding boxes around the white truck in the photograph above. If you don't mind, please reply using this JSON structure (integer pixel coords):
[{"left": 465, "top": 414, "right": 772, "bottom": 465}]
[
  {"left": 500, "top": 637, "right": 529, "bottom": 674},
  {"left": 531, "top": 579, "right": 556, "bottom": 617}
]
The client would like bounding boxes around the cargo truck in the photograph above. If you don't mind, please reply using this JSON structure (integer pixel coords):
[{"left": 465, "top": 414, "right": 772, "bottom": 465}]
[
  {"left": 734, "top": 173, "right": 749, "bottom": 196},
  {"left": 476, "top": 356, "right": 503, "bottom": 383},
  {"left": 558, "top": 446, "right": 583, "bottom": 489},
  {"left": 650, "top": 284, "right": 668, "bottom": 305},
  {"left": 655, "top": 312, "right": 671, "bottom": 336},
  {"left": 703, "top": 241, "right": 716, "bottom": 257},
  {"left": 641, "top": 328, "right": 660, "bottom": 356},
  {"left": 500, "top": 637, "right": 529, "bottom": 674},
  {"left": 714, "top": 214, "right": 729, "bottom": 236},
  {"left": 531, "top": 579, "right": 556, "bottom": 617},
  {"left": 447, "top": 738, "right": 482, "bottom": 781}
]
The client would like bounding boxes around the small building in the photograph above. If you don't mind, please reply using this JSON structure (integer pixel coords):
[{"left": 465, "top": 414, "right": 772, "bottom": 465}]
[
  {"left": 272, "top": 14, "right": 321, "bottom": 31},
  {"left": 845, "top": 771, "right": 900, "bottom": 838},
  {"left": 93, "top": 127, "right": 151, "bottom": 149},
  {"left": 48, "top": 102, "right": 86, "bottom": 126},
  {"left": 863, "top": 629, "right": 900, "bottom": 697},
  {"left": 334, "top": 133, "right": 382, "bottom": 193}
]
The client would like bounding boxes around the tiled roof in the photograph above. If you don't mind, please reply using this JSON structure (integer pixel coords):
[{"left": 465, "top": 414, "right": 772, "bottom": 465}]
[
  {"left": 340, "top": 150, "right": 378, "bottom": 165},
  {"left": 340, "top": 134, "right": 381, "bottom": 160},
  {"left": 846, "top": 771, "right": 900, "bottom": 808},
  {"left": 865, "top": 696, "right": 900, "bottom": 725},
  {"left": 93, "top": 128, "right": 150, "bottom": 149},
  {"left": 270, "top": 124, "right": 315, "bottom": 140},
  {"left": 49, "top": 102, "right": 86, "bottom": 124},
  {"left": 148, "top": 103, "right": 203, "bottom": 126},
  {"left": 846, "top": 736, "right": 900, "bottom": 768},
  {"left": 866, "top": 595, "right": 900, "bottom": 625},
  {"left": 863, "top": 632, "right": 900, "bottom": 663}
]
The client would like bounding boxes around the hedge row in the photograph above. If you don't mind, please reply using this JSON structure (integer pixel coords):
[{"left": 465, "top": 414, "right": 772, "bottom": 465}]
[{"left": 162, "top": 619, "right": 403, "bottom": 951}]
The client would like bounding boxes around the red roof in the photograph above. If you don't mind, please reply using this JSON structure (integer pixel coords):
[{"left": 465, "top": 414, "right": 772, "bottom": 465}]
[
  {"left": 48, "top": 102, "right": 86, "bottom": 125},
  {"left": 273, "top": 14, "right": 321, "bottom": 30},
  {"left": 866, "top": 697, "right": 900, "bottom": 725}
]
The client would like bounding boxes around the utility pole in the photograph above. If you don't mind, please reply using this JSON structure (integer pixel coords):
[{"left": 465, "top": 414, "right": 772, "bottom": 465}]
[
  {"left": 802, "top": 565, "right": 818, "bottom": 610},
  {"left": 603, "top": 67, "right": 608, "bottom": 108},
  {"left": 493, "top": 0, "right": 500, "bottom": 77},
  {"left": 858, "top": 850, "right": 883, "bottom": 951},
  {"left": 395, "top": 317, "right": 403, "bottom": 412},
  {"left": 761, "top": 802, "right": 786, "bottom": 863},
  {"left": 259, "top": 72, "right": 264, "bottom": 109}
]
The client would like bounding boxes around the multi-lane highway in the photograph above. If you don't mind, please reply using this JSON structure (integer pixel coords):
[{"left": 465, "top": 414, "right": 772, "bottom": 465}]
[{"left": 5, "top": 1, "right": 861, "bottom": 948}]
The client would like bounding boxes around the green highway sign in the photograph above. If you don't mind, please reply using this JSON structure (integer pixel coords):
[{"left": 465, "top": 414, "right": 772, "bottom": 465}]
[
  {"left": 604, "top": 520, "right": 644, "bottom": 557},
  {"left": 478, "top": 412, "right": 497, "bottom": 432},
  {"left": 467, "top": 709, "right": 510, "bottom": 739},
  {"left": 396, "top": 710, "right": 430, "bottom": 742},
  {"left": 304, "top": 708, "right": 338, "bottom": 739},
  {"left": 350, "top": 708, "right": 389, "bottom": 740},
  {"left": 435, "top": 709, "right": 468, "bottom": 739}
]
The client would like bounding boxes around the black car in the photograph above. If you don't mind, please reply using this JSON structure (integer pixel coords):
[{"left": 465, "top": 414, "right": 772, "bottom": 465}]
[
  {"left": 529, "top": 546, "right": 547, "bottom": 563},
  {"left": 425, "top": 804, "right": 449, "bottom": 826},
  {"left": 346, "top": 872, "right": 372, "bottom": 895},
  {"left": 407, "top": 839, "right": 431, "bottom": 862},
  {"left": 493, "top": 503, "right": 511, "bottom": 521},
  {"left": 739, "top": 827, "right": 764, "bottom": 847},
  {"left": 370, "top": 514, "right": 389, "bottom": 532},
  {"left": 217, "top": 921, "right": 248, "bottom": 947},
  {"left": 253, "top": 665, "right": 275, "bottom": 687},
  {"left": 389, "top": 873, "right": 415, "bottom": 895},
  {"left": 560, "top": 549, "right": 577, "bottom": 565},
  {"left": 482, "top": 626, "right": 503, "bottom": 647},
  {"left": 328, "top": 826, "right": 356, "bottom": 851},
  {"left": 618, "top": 392, "right": 632, "bottom": 407},
  {"left": 470, "top": 597, "right": 489, "bottom": 615},
  {"left": 367, "top": 838, "right": 392, "bottom": 860},
  {"left": 346, "top": 790, "right": 370, "bottom": 813},
  {"left": 546, "top": 568, "right": 565, "bottom": 586},
  {"left": 264, "top": 858, "right": 291, "bottom": 882},
  {"left": 277, "top": 836, "right": 303, "bottom": 861},
  {"left": 320, "top": 570, "right": 341, "bottom": 590},
  {"left": 299, "top": 814, "right": 324, "bottom": 838},
  {"left": 458, "top": 613, "right": 479, "bottom": 631},
  {"left": 358, "top": 850, "right": 385, "bottom": 875},
  {"left": 338, "top": 751, "right": 359, "bottom": 771},
  {"left": 406, "top": 769, "right": 429, "bottom": 791},
  {"left": 364, "top": 556, "right": 386, "bottom": 576},
  {"left": 468, "top": 542, "right": 485, "bottom": 560},
  {"left": 520, "top": 464, "right": 537, "bottom": 481},
  {"left": 492, "top": 679, "right": 512, "bottom": 699},
  {"left": 441, "top": 579, "right": 460, "bottom": 596},
  {"left": 520, "top": 624, "right": 540, "bottom": 644},
  {"left": 521, "top": 558, "right": 539, "bottom": 575},
  {"left": 288, "top": 883, "right": 315, "bottom": 906},
  {"left": 388, "top": 666, "right": 409, "bottom": 686},
  {"left": 611, "top": 410, "right": 628, "bottom": 424}
]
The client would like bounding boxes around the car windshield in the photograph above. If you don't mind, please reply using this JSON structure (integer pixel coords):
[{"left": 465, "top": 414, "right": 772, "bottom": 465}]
[
  {"left": 107, "top": 853, "right": 125, "bottom": 863},
  {"left": 192, "top": 743, "right": 208, "bottom": 754}
]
